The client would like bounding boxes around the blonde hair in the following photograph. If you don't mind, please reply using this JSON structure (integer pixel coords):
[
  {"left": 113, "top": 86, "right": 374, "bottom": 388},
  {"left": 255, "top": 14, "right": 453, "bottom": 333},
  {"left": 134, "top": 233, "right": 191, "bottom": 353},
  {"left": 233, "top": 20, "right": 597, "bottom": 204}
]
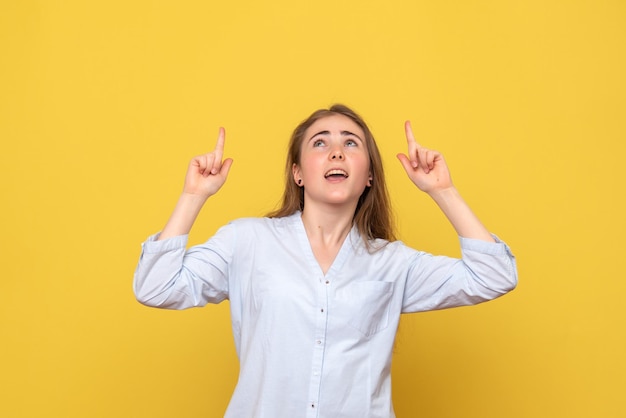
[{"left": 266, "top": 104, "right": 396, "bottom": 243}]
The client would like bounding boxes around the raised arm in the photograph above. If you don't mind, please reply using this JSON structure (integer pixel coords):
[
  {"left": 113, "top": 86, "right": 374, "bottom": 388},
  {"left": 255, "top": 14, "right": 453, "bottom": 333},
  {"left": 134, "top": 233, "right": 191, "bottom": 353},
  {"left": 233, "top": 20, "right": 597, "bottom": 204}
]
[
  {"left": 158, "top": 128, "right": 233, "bottom": 240},
  {"left": 396, "top": 121, "right": 494, "bottom": 242}
]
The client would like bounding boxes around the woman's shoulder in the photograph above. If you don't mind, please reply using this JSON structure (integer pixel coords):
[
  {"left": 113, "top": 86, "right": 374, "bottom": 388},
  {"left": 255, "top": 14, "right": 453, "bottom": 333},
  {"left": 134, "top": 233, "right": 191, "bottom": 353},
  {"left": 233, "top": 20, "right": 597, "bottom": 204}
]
[
  {"left": 208, "top": 214, "right": 299, "bottom": 250},
  {"left": 226, "top": 212, "right": 299, "bottom": 231},
  {"left": 362, "top": 236, "right": 423, "bottom": 260}
]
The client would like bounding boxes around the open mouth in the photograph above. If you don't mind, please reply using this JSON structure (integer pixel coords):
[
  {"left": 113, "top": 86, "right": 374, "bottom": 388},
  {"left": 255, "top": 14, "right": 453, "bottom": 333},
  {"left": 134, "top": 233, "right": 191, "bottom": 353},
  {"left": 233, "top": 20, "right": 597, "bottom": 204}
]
[{"left": 324, "top": 169, "right": 349, "bottom": 179}]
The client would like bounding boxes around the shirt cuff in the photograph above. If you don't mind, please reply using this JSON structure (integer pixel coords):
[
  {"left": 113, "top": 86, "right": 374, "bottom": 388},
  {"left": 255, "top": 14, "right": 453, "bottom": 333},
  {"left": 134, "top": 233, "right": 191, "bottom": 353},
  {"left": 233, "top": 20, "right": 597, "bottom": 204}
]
[
  {"left": 141, "top": 233, "right": 189, "bottom": 254},
  {"left": 459, "top": 234, "right": 514, "bottom": 257}
]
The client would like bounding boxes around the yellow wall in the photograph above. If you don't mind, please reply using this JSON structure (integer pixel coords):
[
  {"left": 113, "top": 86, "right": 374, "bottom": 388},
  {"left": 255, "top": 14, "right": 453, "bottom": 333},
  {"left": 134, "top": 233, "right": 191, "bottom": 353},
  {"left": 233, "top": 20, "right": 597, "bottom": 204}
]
[{"left": 1, "top": 1, "right": 624, "bottom": 417}]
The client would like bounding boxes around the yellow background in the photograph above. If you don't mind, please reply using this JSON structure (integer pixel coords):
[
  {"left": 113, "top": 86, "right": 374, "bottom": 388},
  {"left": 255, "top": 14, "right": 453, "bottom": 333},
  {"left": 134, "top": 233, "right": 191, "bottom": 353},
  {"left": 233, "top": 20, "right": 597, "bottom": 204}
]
[{"left": 1, "top": 1, "right": 624, "bottom": 417}]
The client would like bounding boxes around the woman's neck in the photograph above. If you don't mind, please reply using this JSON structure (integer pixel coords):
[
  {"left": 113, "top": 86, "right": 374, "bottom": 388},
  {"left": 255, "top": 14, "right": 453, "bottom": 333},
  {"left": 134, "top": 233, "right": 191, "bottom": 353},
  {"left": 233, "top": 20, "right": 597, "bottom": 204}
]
[
  {"left": 300, "top": 204, "right": 355, "bottom": 275},
  {"left": 300, "top": 204, "right": 354, "bottom": 247}
]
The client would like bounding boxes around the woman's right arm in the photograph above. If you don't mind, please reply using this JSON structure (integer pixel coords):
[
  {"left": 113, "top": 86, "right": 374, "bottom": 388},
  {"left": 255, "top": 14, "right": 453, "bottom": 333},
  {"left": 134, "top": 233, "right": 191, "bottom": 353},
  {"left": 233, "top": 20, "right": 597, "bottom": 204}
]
[
  {"left": 133, "top": 128, "right": 234, "bottom": 308},
  {"left": 158, "top": 127, "right": 233, "bottom": 240}
]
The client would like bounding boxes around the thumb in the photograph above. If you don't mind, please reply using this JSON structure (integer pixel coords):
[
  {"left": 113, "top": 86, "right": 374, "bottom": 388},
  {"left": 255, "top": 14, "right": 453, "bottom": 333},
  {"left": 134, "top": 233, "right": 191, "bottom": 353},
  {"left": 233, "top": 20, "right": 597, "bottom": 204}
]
[
  {"left": 396, "top": 153, "right": 414, "bottom": 174},
  {"left": 220, "top": 158, "right": 234, "bottom": 178}
]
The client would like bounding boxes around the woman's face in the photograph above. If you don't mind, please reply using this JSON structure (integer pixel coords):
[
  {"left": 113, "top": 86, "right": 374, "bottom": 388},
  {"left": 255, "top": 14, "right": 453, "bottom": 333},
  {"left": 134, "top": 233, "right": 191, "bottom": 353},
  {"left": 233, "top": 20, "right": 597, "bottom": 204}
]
[{"left": 293, "top": 114, "right": 371, "bottom": 209}]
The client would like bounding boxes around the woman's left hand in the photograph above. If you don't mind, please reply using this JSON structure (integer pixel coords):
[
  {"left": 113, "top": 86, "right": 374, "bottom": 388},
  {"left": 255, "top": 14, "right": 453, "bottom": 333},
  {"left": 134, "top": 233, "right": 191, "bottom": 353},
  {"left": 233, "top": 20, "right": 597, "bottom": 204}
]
[{"left": 396, "top": 121, "right": 453, "bottom": 194}]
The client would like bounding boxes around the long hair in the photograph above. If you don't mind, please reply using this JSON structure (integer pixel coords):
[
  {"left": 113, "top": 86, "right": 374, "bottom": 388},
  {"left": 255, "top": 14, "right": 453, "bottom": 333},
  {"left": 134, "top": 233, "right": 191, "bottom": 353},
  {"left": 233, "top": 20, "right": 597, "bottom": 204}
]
[{"left": 266, "top": 104, "right": 396, "bottom": 243}]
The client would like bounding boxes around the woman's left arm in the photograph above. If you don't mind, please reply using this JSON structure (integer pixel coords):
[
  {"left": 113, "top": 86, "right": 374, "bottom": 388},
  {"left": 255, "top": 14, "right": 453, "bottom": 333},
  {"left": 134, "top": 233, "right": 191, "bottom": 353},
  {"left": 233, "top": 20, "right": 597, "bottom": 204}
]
[{"left": 396, "top": 121, "right": 495, "bottom": 242}]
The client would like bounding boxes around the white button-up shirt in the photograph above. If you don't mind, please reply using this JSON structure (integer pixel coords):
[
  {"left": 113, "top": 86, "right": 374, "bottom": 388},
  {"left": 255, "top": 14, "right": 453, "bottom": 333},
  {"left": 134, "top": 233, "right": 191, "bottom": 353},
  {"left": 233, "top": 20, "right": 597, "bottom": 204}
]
[{"left": 134, "top": 212, "right": 517, "bottom": 418}]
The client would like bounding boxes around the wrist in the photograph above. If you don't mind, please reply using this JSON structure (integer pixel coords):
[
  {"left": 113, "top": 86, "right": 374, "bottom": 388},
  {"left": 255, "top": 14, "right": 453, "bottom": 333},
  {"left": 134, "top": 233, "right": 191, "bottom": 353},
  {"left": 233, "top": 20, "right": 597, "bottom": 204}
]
[
  {"left": 174, "top": 192, "right": 209, "bottom": 220},
  {"left": 428, "top": 186, "right": 459, "bottom": 203},
  {"left": 180, "top": 191, "right": 210, "bottom": 206}
]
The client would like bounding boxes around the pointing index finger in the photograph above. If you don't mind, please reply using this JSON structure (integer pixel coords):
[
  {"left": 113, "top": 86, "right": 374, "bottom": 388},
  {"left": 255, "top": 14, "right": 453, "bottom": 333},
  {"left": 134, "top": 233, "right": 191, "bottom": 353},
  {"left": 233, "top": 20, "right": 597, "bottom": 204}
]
[
  {"left": 404, "top": 120, "right": 421, "bottom": 147},
  {"left": 211, "top": 127, "right": 225, "bottom": 174},
  {"left": 214, "top": 127, "right": 226, "bottom": 152},
  {"left": 404, "top": 120, "right": 419, "bottom": 168}
]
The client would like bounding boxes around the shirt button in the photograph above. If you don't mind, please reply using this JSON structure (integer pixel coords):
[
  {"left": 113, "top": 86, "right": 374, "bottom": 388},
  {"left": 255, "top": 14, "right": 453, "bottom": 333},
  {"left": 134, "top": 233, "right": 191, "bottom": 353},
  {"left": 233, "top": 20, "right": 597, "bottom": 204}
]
[
  {"left": 320, "top": 308, "right": 324, "bottom": 313},
  {"left": 325, "top": 280, "right": 330, "bottom": 285},
  {"left": 316, "top": 340, "right": 322, "bottom": 345}
]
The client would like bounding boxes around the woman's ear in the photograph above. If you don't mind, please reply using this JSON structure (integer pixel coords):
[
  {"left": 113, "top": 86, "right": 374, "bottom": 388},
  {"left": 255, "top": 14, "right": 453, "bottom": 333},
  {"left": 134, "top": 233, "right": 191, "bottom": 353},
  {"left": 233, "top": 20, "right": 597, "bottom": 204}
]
[
  {"left": 292, "top": 163, "right": 302, "bottom": 186},
  {"left": 367, "top": 173, "right": 373, "bottom": 187}
]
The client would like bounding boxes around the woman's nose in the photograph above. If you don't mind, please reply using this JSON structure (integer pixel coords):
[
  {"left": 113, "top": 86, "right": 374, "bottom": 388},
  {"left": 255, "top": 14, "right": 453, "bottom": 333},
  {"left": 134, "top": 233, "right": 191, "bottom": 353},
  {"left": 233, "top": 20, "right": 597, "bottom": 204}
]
[{"left": 330, "top": 149, "right": 344, "bottom": 160}]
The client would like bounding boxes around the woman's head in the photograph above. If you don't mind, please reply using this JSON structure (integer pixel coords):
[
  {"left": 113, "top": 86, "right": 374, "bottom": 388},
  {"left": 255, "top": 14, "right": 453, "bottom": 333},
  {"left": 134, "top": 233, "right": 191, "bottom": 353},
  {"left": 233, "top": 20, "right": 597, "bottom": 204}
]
[{"left": 267, "top": 104, "right": 395, "bottom": 242}]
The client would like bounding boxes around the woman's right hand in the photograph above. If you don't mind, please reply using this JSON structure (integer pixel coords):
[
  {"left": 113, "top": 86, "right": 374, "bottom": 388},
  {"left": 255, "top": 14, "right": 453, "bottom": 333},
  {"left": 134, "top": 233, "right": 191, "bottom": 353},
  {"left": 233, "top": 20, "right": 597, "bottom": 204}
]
[{"left": 183, "top": 127, "right": 233, "bottom": 199}]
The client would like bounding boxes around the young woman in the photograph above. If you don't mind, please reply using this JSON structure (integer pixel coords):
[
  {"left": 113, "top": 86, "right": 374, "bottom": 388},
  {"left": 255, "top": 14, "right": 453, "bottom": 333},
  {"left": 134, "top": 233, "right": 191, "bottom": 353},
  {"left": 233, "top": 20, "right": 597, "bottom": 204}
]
[{"left": 133, "top": 104, "right": 517, "bottom": 418}]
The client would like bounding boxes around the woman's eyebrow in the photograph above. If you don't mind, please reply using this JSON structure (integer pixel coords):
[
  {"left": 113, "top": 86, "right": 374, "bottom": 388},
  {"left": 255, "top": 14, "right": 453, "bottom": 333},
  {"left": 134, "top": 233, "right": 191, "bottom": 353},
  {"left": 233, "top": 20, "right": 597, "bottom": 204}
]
[
  {"left": 340, "top": 130, "right": 363, "bottom": 141},
  {"left": 308, "top": 130, "right": 330, "bottom": 141},
  {"left": 307, "top": 130, "right": 363, "bottom": 142}
]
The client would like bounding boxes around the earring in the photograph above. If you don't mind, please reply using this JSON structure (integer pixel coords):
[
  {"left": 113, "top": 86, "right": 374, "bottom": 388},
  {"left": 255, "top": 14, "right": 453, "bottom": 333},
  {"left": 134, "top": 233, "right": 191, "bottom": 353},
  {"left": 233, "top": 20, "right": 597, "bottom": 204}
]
[{"left": 297, "top": 179, "right": 302, "bottom": 186}]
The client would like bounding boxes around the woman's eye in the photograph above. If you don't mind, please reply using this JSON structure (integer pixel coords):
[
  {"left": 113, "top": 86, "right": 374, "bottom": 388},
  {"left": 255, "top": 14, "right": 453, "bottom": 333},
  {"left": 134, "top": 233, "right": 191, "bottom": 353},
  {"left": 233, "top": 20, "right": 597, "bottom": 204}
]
[
  {"left": 346, "top": 139, "right": 357, "bottom": 147},
  {"left": 313, "top": 139, "right": 325, "bottom": 147}
]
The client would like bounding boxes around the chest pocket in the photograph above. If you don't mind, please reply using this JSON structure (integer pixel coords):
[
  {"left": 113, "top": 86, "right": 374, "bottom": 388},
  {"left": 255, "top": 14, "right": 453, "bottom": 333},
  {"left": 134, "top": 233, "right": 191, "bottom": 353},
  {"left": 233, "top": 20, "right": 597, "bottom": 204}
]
[{"left": 334, "top": 281, "right": 394, "bottom": 337}]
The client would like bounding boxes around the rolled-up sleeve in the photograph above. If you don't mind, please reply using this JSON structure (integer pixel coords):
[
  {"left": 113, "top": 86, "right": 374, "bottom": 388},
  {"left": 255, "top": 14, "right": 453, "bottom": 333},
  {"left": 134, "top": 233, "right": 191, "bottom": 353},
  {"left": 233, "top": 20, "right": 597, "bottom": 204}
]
[
  {"left": 133, "top": 224, "right": 235, "bottom": 309},
  {"left": 401, "top": 235, "right": 517, "bottom": 313}
]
